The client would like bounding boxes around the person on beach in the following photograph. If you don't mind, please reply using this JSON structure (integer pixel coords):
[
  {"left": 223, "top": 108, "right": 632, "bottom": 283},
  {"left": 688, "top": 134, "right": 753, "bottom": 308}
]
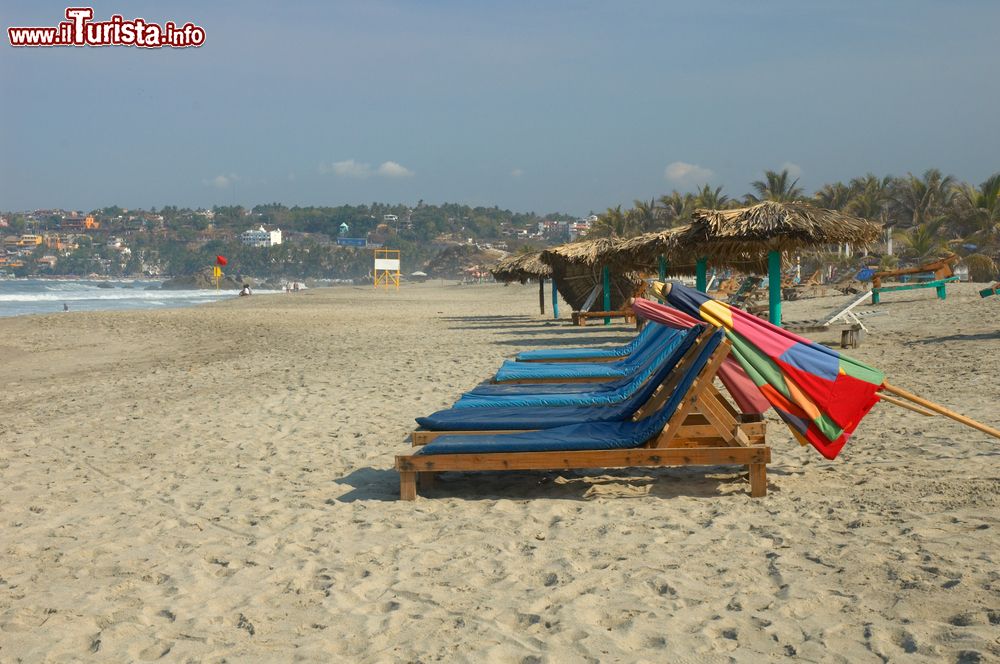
[
  {"left": 63, "top": 302, "right": 69, "bottom": 312},
  {"left": 240, "top": 284, "right": 252, "bottom": 297}
]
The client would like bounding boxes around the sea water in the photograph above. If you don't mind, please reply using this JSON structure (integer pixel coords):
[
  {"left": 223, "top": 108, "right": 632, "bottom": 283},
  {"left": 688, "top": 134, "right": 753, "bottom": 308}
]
[{"left": 0, "top": 278, "right": 258, "bottom": 318}]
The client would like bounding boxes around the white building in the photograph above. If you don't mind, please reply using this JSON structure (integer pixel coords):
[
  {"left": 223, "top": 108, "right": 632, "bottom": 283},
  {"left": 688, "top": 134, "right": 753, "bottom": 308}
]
[{"left": 240, "top": 225, "right": 282, "bottom": 247}]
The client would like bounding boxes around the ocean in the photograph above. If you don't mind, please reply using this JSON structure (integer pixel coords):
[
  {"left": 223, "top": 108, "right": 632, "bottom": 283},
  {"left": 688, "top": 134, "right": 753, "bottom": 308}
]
[{"left": 0, "top": 278, "right": 266, "bottom": 318}]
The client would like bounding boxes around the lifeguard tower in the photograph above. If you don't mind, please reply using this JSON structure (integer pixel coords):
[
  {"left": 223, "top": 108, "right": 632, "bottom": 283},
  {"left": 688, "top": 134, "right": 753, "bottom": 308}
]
[{"left": 374, "top": 248, "right": 401, "bottom": 290}]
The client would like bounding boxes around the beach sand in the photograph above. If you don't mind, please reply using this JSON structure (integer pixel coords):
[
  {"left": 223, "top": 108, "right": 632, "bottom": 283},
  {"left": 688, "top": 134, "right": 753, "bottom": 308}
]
[{"left": 1, "top": 281, "right": 997, "bottom": 662}]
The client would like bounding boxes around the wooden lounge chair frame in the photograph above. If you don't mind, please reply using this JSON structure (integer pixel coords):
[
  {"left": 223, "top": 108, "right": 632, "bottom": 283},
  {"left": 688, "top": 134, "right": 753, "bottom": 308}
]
[
  {"left": 572, "top": 309, "right": 635, "bottom": 326},
  {"left": 396, "top": 329, "right": 771, "bottom": 500},
  {"left": 783, "top": 289, "right": 877, "bottom": 348},
  {"left": 870, "top": 253, "right": 960, "bottom": 304}
]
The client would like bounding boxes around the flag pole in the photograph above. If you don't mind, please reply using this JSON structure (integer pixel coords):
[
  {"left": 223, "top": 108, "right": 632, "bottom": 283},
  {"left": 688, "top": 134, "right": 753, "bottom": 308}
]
[{"left": 881, "top": 382, "right": 1000, "bottom": 439}]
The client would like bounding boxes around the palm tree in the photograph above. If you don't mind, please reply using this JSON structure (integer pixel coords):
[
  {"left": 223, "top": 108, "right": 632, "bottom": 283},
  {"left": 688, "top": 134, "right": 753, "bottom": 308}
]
[
  {"left": 626, "top": 198, "right": 663, "bottom": 234},
  {"left": 657, "top": 191, "right": 696, "bottom": 226},
  {"left": 956, "top": 173, "right": 1000, "bottom": 247},
  {"left": 890, "top": 168, "right": 957, "bottom": 228},
  {"left": 588, "top": 206, "right": 634, "bottom": 238},
  {"left": 894, "top": 219, "right": 949, "bottom": 261},
  {"left": 813, "top": 182, "right": 853, "bottom": 211},
  {"left": 692, "top": 184, "right": 729, "bottom": 210},
  {"left": 748, "top": 169, "right": 805, "bottom": 202}
]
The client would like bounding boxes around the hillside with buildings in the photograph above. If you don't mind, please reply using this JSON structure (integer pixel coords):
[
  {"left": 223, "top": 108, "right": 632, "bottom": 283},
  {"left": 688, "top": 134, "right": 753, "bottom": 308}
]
[{"left": 0, "top": 203, "right": 589, "bottom": 281}]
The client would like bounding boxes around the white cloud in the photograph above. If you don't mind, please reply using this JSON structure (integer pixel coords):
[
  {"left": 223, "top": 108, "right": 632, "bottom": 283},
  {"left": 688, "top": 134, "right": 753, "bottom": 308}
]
[
  {"left": 319, "top": 159, "right": 414, "bottom": 178},
  {"left": 780, "top": 161, "right": 803, "bottom": 179},
  {"left": 321, "top": 159, "right": 373, "bottom": 177},
  {"left": 511, "top": 168, "right": 524, "bottom": 178},
  {"left": 377, "top": 161, "right": 414, "bottom": 177},
  {"left": 204, "top": 174, "right": 238, "bottom": 188},
  {"left": 664, "top": 161, "right": 714, "bottom": 185}
]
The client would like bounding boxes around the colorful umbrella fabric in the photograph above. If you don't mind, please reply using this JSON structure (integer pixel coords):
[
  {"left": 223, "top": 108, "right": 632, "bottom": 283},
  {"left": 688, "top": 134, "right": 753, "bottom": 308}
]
[{"left": 656, "top": 281, "right": 884, "bottom": 459}]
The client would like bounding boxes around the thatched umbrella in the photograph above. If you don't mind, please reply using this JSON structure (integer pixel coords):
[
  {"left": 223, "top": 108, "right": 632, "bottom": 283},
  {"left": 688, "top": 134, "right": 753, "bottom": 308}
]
[
  {"left": 680, "top": 201, "right": 883, "bottom": 324},
  {"left": 491, "top": 251, "right": 553, "bottom": 315},
  {"left": 491, "top": 251, "right": 551, "bottom": 283},
  {"left": 540, "top": 239, "right": 644, "bottom": 322},
  {"left": 611, "top": 224, "right": 770, "bottom": 278}
]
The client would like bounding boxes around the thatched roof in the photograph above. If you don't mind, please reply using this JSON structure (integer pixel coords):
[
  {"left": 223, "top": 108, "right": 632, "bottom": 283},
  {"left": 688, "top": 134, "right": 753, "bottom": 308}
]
[
  {"left": 539, "top": 237, "right": 624, "bottom": 267},
  {"left": 680, "top": 201, "right": 883, "bottom": 258},
  {"left": 491, "top": 251, "right": 551, "bottom": 283},
  {"left": 540, "top": 240, "right": 643, "bottom": 311}
]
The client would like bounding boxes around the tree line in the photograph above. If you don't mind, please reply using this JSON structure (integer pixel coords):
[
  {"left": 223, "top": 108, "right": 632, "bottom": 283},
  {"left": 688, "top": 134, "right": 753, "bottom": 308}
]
[{"left": 588, "top": 169, "right": 1000, "bottom": 276}]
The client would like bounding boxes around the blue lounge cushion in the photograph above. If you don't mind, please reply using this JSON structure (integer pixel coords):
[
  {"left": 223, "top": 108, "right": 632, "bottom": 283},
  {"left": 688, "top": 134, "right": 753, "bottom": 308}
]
[
  {"left": 417, "top": 326, "right": 701, "bottom": 430},
  {"left": 418, "top": 329, "right": 723, "bottom": 454},
  {"left": 515, "top": 322, "right": 658, "bottom": 361},
  {"left": 492, "top": 325, "right": 676, "bottom": 382}
]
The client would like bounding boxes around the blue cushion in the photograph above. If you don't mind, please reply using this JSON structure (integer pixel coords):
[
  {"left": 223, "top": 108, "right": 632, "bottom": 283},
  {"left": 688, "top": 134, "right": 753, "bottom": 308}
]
[
  {"left": 515, "top": 322, "right": 658, "bottom": 361},
  {"left": 418, "top": 329, "right": 723, "bottom": 454},
  {"left": 492, "top": 325, "right": 675, "bottom": 382},
  {"left": 416, "top": 326, "right": 701, "bottom": 430}
]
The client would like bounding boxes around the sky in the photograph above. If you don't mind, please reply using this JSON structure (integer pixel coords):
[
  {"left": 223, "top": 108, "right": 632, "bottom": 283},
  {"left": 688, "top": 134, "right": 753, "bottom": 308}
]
[{"left": 2, "top": 0, "right": 999, "bottom": 216}]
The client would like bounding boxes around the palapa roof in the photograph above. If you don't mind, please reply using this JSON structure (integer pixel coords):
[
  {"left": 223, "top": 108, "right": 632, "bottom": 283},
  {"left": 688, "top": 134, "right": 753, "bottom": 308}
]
[
  {"left": 540, "top": 239, "right": 643, "bottom": 311},
  {"left": 680, "top": 201, "right": 883, "bottom": 258},
  {"left": 490, "top": 251, "right": 551, "bottom": 283},
  {"left": 571, "top": 226, "right": 768, "bottom": 276}
]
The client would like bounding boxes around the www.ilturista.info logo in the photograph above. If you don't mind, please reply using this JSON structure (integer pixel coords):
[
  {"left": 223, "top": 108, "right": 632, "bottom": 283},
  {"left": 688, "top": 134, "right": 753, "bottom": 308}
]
[{"left": 8, "top": 8, "right": 205, "bottom": 48}]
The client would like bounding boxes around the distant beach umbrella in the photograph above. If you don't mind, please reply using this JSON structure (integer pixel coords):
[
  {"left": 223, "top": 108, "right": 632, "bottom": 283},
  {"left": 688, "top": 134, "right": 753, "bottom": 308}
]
[{"left": 216, "top": 255, "right": 228, "bottom": 266}]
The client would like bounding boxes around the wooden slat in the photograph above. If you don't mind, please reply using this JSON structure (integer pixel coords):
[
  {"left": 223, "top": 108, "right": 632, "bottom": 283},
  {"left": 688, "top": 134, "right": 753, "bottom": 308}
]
[
  {"left": 411, "top": 429, "right": 533, "bottom": 445},
  {"left": 396, "top": 446, "right": 770, "bottom": 473}
]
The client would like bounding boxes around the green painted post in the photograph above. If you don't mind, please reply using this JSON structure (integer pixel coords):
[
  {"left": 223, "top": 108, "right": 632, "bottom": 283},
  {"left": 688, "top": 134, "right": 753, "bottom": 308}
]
[
  {"left": 696, "top": 258, "right": 707, "bottom": 292},
  {"left": 602, "top": 265, "right": 611, "bottom": 325},
  {"left": 768, "top": 250, "right": 782, "bottom": 326},
  {"left": 552, "top": 279, "right": 559, "bottom": 318}
]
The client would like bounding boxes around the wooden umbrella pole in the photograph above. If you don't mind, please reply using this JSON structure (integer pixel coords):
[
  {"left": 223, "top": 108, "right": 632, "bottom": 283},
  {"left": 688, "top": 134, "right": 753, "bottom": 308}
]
[
  {"left": 882, "top": 382, "right": 1000, "bottom": 439},
  {"left": 877, "top": 393, "right": 935, "bottom": 417}
]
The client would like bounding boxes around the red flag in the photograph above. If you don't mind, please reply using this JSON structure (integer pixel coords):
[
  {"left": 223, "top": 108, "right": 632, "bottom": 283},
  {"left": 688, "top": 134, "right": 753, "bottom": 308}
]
[{"left": 216, "top": 255, "right": 228, "bottom": 266}]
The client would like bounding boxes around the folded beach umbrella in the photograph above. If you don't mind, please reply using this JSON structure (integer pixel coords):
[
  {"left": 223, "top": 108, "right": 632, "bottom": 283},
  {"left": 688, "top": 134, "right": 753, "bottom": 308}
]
[
  {"left": 656, "top": 281, "right": 884, "bottom": 459},
  {"left": 630, "top": 298, "right": 770, "bottom": 416}
]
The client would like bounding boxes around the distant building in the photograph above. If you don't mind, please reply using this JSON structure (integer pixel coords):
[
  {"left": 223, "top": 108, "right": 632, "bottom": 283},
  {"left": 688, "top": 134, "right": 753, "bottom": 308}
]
[
  {"left": 240, "top": 225, "right": 282, "bottom": 247},
  {"left": 61, "top": 215, "right": 100, "bottom": 231}
]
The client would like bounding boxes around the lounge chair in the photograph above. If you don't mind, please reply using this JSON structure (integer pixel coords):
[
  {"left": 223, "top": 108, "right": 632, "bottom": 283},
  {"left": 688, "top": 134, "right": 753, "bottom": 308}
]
[
  {"left": 870, "top": 253, "right": 960, "bottom": 304},
  {"left": 492, "top": 324, "right": 680, "bottom": 384},
  {"left": 455, "top": 326, "right": 696, "bottom": 408},
  {"left": 515, "top": 320, "right": 660, "bottom": 362},
  {"left": 418, "top": 326, "right": 703, "bottom": 429},
  {"left": 783, "top": 290, "right": 880, "bottom": 348},
  {"left": 396, "top": 327, "right": 771, "bottom": 499}
]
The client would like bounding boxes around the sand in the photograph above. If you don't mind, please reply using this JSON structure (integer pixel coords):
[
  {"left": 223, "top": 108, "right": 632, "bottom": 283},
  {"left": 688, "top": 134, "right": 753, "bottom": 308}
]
[{"left": 0, "top": 281, "right": 997, "bottom": 662}]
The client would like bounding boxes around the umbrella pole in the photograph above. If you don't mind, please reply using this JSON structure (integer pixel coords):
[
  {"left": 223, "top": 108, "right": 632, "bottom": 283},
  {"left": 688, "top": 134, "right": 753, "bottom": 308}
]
[
  {"left": 602, "top": 265, "right": 611, "bottom": 325},
  {"left": 768, "top": 250, "right": 782, "bottom": 326},
  {"left": 658, "top": 255, "right": 667, "bottom": 303},
  {"left": 696, "top": 258, "right": 707, "bottom": 292},
  {"left": 538, "top": 278, "right": 545, "bottom": 316},
  {"left": 882, "top": 382, "right": 1000, "bottom": 439}
]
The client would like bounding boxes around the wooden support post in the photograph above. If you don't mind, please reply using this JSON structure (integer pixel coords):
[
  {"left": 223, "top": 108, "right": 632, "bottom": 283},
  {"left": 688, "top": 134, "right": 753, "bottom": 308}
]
[
  {"left": 749, "top": 463, "right": 767, "bottom": 497},
  {"left": 696, "top": 258, "right": 707, "bottom": 292},
  {"left": 768, "top": 250, "right": 782, "bottom": 326},
  {"left": 658, "top": 255, "right": 667, "bottom": 303},
  {"left": 602, "top": 265, "right": 611, "bottom": 326},
  {"left": 400, "top": 471, "right": 417, "bottom": 500},
  {"left": 538, "top": 278, "right": 545, "bottom": 315}
]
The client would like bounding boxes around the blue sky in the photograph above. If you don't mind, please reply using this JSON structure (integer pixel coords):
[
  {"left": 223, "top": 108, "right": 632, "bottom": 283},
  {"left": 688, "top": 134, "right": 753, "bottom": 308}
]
[{"left": 2, "top": 0, "right": 998, "bottom": 215}]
